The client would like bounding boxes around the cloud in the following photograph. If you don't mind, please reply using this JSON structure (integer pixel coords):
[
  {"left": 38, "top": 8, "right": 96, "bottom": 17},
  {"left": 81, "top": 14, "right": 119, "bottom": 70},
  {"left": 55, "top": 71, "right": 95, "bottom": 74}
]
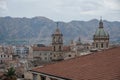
[
  {"left": 0, "top": 0, "right": 7, "bottom": 15},
  {"left": 0, "top": 0, "right": 7, "bottom": 10},
  {"left": 4, "top": 0, "right": 120, "bottom": 21},
  {"left": 103, "top": 0, "right": 120, "bottom": 10}
]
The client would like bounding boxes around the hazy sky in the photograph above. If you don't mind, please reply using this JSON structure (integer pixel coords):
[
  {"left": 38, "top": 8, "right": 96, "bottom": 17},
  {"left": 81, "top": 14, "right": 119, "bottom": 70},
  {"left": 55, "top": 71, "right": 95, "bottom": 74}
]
[{"left": 0, "top": 0, "right": 120, "bottom": 21}]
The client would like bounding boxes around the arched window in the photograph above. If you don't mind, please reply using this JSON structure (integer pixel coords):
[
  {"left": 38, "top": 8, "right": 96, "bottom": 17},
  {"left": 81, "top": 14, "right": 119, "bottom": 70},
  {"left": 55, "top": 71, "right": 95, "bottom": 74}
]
[
  {"left": 54, "top": 46, "right": 55, "bottom": 51},
  {"left": 96, "top": 43, "right": 98, "bottom": 48},
  {"left": 59, "top": 46, "right": 61, "bottom": 51},
  {"left": 101, "top": 43, "right": 103, "bottom": 48}
]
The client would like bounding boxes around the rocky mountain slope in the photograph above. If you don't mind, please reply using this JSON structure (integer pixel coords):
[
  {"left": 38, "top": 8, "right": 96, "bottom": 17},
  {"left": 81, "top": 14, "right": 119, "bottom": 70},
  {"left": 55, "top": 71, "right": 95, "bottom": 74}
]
[{"left": 0, "top": 16, "right": 120, "bottom": 45}]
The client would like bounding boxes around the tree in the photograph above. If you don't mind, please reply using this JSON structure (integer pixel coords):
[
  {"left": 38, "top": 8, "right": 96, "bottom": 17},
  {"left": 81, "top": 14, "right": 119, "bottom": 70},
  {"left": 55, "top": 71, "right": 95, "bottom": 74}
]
[{"left": 4, "top": 67, "right": 17, "bottom": 80}]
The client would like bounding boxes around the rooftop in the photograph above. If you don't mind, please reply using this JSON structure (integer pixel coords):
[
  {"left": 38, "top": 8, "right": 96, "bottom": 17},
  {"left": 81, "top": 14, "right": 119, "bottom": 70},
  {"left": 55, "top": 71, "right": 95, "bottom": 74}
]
[{"left": 32, "top": 47, "right": 120, "bottom": 80}]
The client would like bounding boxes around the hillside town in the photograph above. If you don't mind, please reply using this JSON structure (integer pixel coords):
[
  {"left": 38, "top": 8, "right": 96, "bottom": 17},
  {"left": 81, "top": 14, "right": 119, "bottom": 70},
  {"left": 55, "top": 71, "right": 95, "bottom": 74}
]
[{"left": 0, "top": 18, "right": 120, "bottom": 80}]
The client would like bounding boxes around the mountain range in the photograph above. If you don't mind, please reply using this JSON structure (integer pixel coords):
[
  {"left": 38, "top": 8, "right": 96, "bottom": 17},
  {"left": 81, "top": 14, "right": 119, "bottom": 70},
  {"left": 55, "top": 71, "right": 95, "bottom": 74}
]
[{"left": 0, "top": 16, "right": 120, "bottom": 45}]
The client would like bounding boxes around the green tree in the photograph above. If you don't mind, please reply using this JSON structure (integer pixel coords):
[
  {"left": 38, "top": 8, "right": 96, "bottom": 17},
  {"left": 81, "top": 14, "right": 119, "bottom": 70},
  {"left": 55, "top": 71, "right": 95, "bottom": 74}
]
[{"left": 4, "top": 67, "right": 17, "bottom": 80}]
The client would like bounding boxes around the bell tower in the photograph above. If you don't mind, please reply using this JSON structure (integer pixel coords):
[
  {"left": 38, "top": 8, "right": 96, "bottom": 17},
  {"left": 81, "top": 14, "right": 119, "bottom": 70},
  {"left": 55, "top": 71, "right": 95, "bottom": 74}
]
[{"left": 52, "top": 22, "right": 63, "bottom": 61}]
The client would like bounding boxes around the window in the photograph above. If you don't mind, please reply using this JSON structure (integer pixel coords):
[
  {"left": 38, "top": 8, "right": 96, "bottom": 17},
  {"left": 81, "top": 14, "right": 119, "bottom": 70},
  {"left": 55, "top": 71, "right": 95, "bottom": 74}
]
[
  {"left": 50, "top": 57, "right": 52, "bottom": 60},
  {"left": 22, "top": 74, "right": 24, "bottom": 78},
  {"left": 54, "top": 46, "right": 55, "bottom": 51},
  {"left": 101, "top": 43, "right": 103, "bottom": 48},
  {"left": 59, "top": 46, "right": 61, "bottom": 51},
  {"left": 33, "top": 74, "right": 37, "bottom": 80},
  {"left": 87, "top": 47, "right": 89, "bottom": 49},
  {"left": 45, "top": 57, "right": 47, "bottom": 60},
  {"left": 68, "top": 55, "right": 71, "bottom": 57},
  {"left": 96, "top": 43, "right": 98, "bottom": 48},
  {"left": 40, "top": 75, "right": 46, "bottom": 80}
]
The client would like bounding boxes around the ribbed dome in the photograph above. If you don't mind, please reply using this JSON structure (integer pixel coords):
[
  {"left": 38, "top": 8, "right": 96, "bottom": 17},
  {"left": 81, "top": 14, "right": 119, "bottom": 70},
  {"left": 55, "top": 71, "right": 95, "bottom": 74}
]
[
  {"left": 94, "top": 28, "right": 109, "bottom": 37},
  {"left": 94, "top": 19, "right": 109, "bottom": 37}
]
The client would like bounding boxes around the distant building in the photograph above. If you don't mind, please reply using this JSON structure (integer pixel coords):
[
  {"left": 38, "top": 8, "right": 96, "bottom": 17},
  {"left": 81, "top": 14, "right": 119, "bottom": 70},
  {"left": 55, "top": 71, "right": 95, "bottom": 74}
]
[
  {"left": 31, "top": 24, "right": 73, "bottom": 65},
  {"left": 75, "top": 37, "right": 85, "bottom": 51},
  {"left": 32, "top": 46, "right": 52, "bottom": 63},
  {"left": 0, "top": 46, "right": 12, "bottom": 64},
  {"left": 0, "top": 53, "right": 12, "bottom": 64},
  {"left": 13, "top": 46, "right": 29, "bottom": 58},
  {"left": 69, "top": 37, "right": 91, "bottom": 56},
  {"left": 93, "top": 18, "right": 109, "bottom": 50}
]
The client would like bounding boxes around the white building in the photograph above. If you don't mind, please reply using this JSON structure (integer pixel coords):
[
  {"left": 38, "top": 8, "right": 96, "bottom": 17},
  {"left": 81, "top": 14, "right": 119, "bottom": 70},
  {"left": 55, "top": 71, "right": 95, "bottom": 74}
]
[
  {"left": 13, "top": 46, "right": 29, "bottom": 58},
  {"left": 0, "top": 52, "right": 12, "bottom": 64}
]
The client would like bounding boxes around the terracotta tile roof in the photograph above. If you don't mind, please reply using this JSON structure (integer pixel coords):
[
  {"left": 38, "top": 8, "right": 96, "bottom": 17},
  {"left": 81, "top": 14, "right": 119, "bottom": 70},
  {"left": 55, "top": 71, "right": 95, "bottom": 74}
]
[
  {"left": 32, "top": 46, "right": 52, "bottom": 51},
  {"left": 32, "top": 47, "right": 120, "bottom": 80}
]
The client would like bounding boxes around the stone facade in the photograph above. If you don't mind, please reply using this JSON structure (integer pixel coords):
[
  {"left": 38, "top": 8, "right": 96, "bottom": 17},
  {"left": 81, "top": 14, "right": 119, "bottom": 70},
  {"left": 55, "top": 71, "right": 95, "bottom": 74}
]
[{"left": 32, "top": 47, "right": 52, "bottom": 62}]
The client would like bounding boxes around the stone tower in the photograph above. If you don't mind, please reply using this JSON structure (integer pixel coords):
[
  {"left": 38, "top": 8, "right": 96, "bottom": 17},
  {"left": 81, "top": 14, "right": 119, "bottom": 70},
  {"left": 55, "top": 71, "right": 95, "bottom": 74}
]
[
  {"left": 93, "top": 18, "right": 109, "bottom": 50},
  {"left": 52, "top": 22, "right": 63, "bottom": 61}
]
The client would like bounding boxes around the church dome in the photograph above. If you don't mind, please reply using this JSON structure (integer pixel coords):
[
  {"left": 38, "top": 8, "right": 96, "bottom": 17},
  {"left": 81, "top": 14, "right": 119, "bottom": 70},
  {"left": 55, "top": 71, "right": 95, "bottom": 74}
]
[
  {"left": 94, "top": 19, "right": 109, "bottom": 38},
  {"left": 94, "top": 28, "right": 109, "bottom": 37}
]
